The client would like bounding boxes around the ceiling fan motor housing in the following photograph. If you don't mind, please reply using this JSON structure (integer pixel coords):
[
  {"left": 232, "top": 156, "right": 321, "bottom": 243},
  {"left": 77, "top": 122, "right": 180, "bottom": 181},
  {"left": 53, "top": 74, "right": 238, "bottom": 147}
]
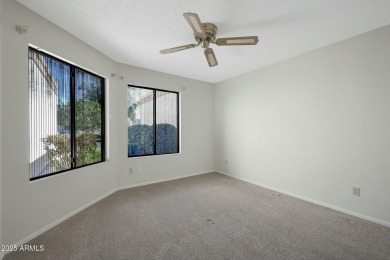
[{"left": 195, "top": 23, "right": 218, "bottom": 48}]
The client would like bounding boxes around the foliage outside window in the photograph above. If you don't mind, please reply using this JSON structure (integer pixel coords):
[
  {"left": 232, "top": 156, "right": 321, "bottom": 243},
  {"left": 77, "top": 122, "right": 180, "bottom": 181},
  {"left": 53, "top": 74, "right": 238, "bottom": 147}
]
[
  {"left": 29, "top": 47, "right": 105, "bottom": 180},
  {"left": 127, "top": 85, "right": 179, "bottom": 157}
]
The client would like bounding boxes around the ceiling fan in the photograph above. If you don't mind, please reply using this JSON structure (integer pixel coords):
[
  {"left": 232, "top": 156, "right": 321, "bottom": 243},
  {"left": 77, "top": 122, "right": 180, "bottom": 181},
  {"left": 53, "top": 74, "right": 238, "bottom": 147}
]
[{"left": 160, "top": 13, "right": 259, "bottom": 67}]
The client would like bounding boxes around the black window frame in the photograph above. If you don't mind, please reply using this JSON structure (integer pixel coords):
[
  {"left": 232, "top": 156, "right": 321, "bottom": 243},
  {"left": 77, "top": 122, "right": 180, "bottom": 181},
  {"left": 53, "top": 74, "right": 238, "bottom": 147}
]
[
  {"left": 127, "top": 84, "right": 180, "bottom": 157},
  {"left": 29, "top": 46, "right": 106, "bottom": 181}
]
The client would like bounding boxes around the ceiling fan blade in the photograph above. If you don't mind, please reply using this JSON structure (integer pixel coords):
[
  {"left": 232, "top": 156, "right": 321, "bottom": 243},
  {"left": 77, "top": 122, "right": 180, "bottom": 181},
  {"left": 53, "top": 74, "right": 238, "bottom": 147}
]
[
  {"left": 183, "top": 13, "right": 205, "bottom": 37},
  {"left": 216, "top": 36, "right": 259, "bottom": 46},
  {"left": 204, "top": 48, "right": 218, "bottom": 67},
  {"left": 160, "top": 44, "right": 196, "bottom": 54}
]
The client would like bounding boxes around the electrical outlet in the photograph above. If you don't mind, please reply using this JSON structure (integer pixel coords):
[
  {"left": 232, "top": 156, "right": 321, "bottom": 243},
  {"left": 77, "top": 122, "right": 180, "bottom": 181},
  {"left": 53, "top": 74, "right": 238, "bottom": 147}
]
[
  {"left": 352, "top": 187, "right": 360, "bottom": 196},
  {"left": 128, "top": 168, "right": 133, "bottom": 174},
  {"left": 137, "top": 166, "right": 142, "bottom": 173}
]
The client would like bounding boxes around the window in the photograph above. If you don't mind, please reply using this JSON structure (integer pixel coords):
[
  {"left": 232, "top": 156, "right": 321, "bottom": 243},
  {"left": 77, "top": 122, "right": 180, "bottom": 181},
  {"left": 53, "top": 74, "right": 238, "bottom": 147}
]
[
  {"left": 29, "top": 47, "right": 105, "bottom": 180},
  {"left": 127, "top": 85, "right": 179, "bottom": 157}
]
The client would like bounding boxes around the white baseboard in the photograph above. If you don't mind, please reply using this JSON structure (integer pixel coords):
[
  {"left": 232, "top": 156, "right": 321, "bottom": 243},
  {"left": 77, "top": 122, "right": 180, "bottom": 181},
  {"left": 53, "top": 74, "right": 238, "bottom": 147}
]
[
  {"left": 217, "top": 170, "right": 390, "bottom": 228},
  {"left": 117, "top": 170, "right": 213, "bottom": 191},
  {"left": 11, "top": 188, "right": 117, "bottom": 249},
  {"left": 7, "top": 170, "right": 214, "bottom": 255}
]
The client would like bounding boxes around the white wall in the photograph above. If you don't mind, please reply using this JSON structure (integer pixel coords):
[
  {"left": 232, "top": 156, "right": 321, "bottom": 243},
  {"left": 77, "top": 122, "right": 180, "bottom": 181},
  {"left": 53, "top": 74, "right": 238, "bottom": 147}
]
[
  {"left": 215, "top": 25, "right": 390, "bottom": 225},
  {"left": 1, "top": 0, "right": 118, "bottom": 245},
  {"left": 117, "top": 64, "right": 215, "bottom": 188}
]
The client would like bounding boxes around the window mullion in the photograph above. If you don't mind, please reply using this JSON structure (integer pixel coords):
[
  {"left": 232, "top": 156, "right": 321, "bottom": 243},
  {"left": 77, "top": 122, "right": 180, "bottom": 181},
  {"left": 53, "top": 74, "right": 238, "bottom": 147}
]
[
  {"left": 177, "top": 93, "right": 180, "bottom": 153},
  {"left": 70, "top": 67, "right": 76, "bottom": 168},
  {"left": 100, "top": 78, "right": 106, "bottom": 161},
  {"left": 153, "top": 90, "right": 157, "bottom": 155}
]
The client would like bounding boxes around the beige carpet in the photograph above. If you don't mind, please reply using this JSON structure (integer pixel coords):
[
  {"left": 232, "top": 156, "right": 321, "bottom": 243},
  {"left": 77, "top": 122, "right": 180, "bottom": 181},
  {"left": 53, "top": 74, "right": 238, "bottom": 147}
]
[{"left": 4, "top": 172, "right": 390, "bottom": 259}]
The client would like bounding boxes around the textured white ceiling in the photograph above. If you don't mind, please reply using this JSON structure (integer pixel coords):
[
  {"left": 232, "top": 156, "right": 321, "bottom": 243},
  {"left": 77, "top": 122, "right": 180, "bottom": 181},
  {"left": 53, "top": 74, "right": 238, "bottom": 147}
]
[{"left": 17, "top": 0, "right": 390, "bottom": 83}]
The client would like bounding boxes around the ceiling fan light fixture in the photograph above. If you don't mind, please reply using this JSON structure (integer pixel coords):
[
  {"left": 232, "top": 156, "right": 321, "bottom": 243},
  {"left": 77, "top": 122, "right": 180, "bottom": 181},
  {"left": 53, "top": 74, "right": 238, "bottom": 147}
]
[{"left": 201, "top": 40, "right": 209, "bottom": 48}]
